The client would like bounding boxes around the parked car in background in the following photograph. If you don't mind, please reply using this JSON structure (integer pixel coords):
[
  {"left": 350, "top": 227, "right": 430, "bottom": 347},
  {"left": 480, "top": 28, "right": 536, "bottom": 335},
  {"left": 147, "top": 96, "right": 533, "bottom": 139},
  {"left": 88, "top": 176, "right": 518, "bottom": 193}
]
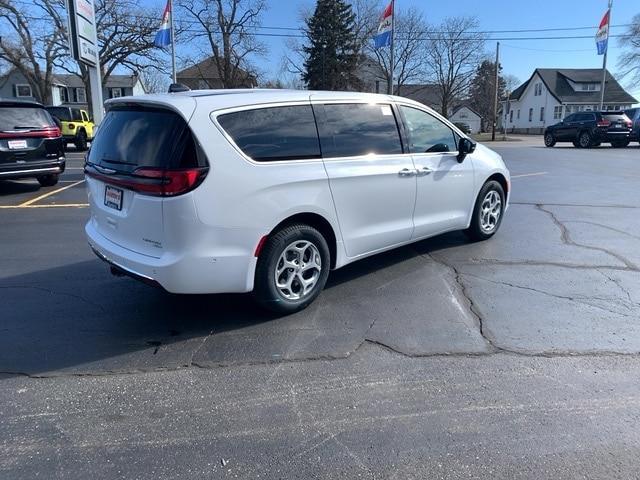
[
  {"left": 544, "top": 111, "right": 633, "bottom": 148},
  {"left": 0, "top": 99, "right": 65, "bottom": 187},
  {"left": 85, "top": 89, "right": 510, "bottom": 314},
  {"left": 624, "top": 108, "right": 640, "bottom": 143},
  {"left": 45, "top": 106, "right": 94, "bottom": 151}
]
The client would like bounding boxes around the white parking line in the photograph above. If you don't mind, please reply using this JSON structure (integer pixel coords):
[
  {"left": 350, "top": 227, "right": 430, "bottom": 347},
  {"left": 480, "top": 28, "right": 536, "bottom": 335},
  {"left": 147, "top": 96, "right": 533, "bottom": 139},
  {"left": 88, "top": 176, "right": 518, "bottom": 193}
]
[
  {"left": 0, "top": 203, "right": 89, "bottom": 209},
  {"left": 18, "top": 180, "right": 86, "bottom": 207},
  {"left": 511, "top": 172, "right": 548, "bottom": 179}
]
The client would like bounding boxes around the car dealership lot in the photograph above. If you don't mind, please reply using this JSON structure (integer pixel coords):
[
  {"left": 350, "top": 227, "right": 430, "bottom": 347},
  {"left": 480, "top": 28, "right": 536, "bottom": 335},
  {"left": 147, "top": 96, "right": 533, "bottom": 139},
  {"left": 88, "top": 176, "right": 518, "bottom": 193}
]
[{"left": 1, "top": 140, "right": 640, "bottom": 478}]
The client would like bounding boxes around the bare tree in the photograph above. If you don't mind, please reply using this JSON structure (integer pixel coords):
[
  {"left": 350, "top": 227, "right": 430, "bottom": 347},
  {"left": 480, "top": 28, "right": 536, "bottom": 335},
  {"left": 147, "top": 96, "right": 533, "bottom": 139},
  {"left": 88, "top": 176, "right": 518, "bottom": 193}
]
[
  {"left": 503, "top": 74, "right": 521, "bottom": 96},
  {"left": 618, "top": 14, "right": 640, "bottom": 84},
  {"left": 369, "top": 7, "right": 429, "bottom": 95},
  {"left": 0, "top": 0, "right": 67, "bottom": 104},
  {"left": 423, "top": 16, "right": 487, "bottom": 116},
  {"left": 139, "top": 68, "right": 170, "bottom": 94},
  {"left": 179, "top": 0, "right": 266, "bottom": 88}
]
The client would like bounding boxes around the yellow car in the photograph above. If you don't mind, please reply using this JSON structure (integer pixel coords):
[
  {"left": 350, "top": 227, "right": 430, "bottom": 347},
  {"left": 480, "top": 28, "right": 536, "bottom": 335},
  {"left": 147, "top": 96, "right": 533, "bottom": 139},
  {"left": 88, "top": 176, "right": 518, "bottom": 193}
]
[{"left": 45, "top": 106, "right": 94, "bottom": 151}]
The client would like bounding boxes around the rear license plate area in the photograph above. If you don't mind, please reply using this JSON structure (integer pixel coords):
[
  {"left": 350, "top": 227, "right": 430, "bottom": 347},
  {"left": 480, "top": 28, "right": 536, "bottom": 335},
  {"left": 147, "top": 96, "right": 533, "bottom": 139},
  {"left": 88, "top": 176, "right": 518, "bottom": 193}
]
[
  {"left": 104, "top": 185, "right": 123, "bottom": 211},
  {"left": 8, "top": 140, "right": 28, "bottom": 150}
]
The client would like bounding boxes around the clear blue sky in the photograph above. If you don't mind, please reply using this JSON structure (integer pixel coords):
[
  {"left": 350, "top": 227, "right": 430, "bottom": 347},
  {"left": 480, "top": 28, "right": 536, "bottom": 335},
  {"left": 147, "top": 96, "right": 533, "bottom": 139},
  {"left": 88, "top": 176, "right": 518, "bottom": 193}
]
[{"left": 250, "top": 0, "right": 639, "bottom": 100}]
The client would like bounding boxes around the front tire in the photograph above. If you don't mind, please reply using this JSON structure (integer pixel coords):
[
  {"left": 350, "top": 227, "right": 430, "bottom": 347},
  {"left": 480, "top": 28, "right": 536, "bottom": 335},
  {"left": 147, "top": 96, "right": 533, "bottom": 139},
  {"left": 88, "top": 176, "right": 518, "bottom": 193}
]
[
  {"left": 544, "top": 132, "right": 556, "bottom": 147},
  {"left": 465, "top": 181, "right": 505, "bottom": 242},
  {"left": 254, "top": 224, "right": 330, "bottom": 315},
  {"left": 37, "top": 174, "right": 59, "bottom": 187}
]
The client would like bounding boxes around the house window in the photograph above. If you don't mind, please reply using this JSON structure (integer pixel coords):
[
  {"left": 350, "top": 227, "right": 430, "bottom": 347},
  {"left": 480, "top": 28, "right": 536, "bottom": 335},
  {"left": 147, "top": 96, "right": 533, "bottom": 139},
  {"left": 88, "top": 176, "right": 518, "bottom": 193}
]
[
  {"left": 59, "top": 86, "right": 69, "bottom": 103},
  {"left": 540, "top": 107, "right": 545, "bottom": 122},
  {"left": 16, "top": 84, "right": 32, "bottom": 97},
  {"left": 517, "top": 109, "right": 520, "bottom": 120},
  {"left": 75, "top": 87, "right": 86, "bottom": 103},
  {"left": 510, "top": 110, "right": 513, "bottom": 123},
  {"left": 110, "top": 88, "right": 122, "bottom": 98},
  {"left": 528, "top": 108, "right": 533, "bottom": 122},
  {"left": 553, "top": 105, "right": 563, "bottom": 120},
  {"left": 534, "top": 83, "right": 543, "bottom": 96}
]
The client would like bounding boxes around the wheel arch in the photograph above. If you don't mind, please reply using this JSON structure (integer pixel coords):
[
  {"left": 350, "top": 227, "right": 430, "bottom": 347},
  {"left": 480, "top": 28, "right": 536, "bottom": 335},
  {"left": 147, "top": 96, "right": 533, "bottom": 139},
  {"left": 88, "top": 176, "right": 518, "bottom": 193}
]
[
  {"left": 268, "top": 212, "right": 338, "bottom": 269},
  {"left": 485, "top": 172, "right": 509, "bottom": 200}
]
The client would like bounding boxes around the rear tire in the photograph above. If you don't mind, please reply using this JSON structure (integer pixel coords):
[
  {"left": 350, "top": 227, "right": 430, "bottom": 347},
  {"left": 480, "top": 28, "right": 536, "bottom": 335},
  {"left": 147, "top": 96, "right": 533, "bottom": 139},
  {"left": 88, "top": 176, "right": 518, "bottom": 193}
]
[
  {"left": 75, "top": 130, "right": 88, "bottom": 151},
  {"left": 37, "top": 174, "right": 59, "bottom": 187},
  {"left": 611, "top": 140, "right": 630, "bottom": 148},
  {"left": 465, "top": 180, "right": 505, "bottom": 242},
  {"left": 578, "top": 131, "right": 593, "bottom": 148},
  {"left": 544, "top": 133, "right": 556, "bottom": 147},
  {"left": 254, "top": 224, "right": 330, "bottom": 315}
]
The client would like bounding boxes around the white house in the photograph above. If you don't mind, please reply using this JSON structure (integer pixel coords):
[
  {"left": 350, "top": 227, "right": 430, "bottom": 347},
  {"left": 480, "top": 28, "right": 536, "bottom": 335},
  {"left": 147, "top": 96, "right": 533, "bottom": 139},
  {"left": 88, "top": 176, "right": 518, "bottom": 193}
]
[
  {"left": 502, "top": 68, "right": 637, "bottom": 134},
  {"left": 449, "top": 106, "right": 482, "bottom": 134},
  {"left": 0, "top": 69, "right": 146, "bottom": 110}
]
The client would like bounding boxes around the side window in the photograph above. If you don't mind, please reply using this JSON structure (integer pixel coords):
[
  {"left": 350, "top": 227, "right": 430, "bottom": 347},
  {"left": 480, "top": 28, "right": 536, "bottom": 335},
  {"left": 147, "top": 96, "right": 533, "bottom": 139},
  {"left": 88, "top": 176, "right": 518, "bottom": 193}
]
[
  {"left": 217, "top": 105, "right": 321, "bottom": 162},
  {"left": 400, "top": 106, "right": 457, "bottom": 154},
  {"left": 81, "top": 111, "right": 89, "bottom": 122},
  {"left": 564, "top": 114, "right": 575, "bottom": 122},
  {"left": 71, "top": 108, "right": 82, "bottom": 121},
  {"left": 315, "top": 103, "right": 402, "bottom": 158}
]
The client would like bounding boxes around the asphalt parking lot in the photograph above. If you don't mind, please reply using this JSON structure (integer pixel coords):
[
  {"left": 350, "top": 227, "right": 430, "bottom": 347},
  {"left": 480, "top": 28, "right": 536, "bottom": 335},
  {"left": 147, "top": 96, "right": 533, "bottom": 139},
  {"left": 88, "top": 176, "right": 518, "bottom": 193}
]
[{"left": 1, "top": 138, "right": 640, "bottom": 478}]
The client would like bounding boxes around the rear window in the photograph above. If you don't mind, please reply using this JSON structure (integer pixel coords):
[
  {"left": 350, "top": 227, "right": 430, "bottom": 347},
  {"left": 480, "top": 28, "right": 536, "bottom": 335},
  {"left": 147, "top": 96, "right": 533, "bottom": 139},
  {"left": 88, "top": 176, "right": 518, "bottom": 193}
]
[
  {"left": 0, "top": 106, "right": 54, "bottom": 131},
  {"left": 46, "top": 107, "right": 72, "bottom": 122},
  {"left": 87, "top": 107, "right": 202, "bottom": 174},
  {"left": 602, "top": 113, "right": 630, "bottom": 122},
  {"left": 315, "top": 103, "right": 403, "bottom": 158},
  {"left": 217, "top": 105, "right": 321, "bottom": 162}
]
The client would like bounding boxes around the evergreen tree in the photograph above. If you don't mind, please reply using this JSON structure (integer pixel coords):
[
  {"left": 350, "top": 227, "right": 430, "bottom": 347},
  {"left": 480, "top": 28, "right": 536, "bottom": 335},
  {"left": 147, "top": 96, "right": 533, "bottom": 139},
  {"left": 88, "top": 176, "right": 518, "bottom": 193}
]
[
  {"left": 468, "top": 60, "right": 506, "bottom": 131},
  {"left": 303, "top": 0, "right": 360, "bottom": 90}
]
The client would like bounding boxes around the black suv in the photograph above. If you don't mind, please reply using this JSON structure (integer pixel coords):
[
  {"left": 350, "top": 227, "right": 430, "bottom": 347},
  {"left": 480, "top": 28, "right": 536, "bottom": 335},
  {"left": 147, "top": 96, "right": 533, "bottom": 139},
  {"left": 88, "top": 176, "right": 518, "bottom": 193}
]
[
  {"left": 624, "top": 108, "right": 640, "bottom": 143},
  {"left": 0, "top": 99, "right": 66, "bottom": 187},
  {"left": 544, "top": 111, "right": 633, "bottom": 148}
]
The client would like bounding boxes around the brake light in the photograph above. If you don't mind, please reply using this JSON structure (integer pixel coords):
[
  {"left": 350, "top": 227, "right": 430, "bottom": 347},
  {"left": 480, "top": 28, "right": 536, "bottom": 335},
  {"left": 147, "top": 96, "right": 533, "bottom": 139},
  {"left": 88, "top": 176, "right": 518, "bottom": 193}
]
[
  {"left": 0, "top": 125, "right": 60, "bottom": 139},
  {"left": 597, "top": 120, "right": 611, "bottom": 127},
  {"left": 626, "top": 121, "right": 633, "bottom": 128},
  {"left": 85, "top": 166, "right": 208, "bottom": 197}
]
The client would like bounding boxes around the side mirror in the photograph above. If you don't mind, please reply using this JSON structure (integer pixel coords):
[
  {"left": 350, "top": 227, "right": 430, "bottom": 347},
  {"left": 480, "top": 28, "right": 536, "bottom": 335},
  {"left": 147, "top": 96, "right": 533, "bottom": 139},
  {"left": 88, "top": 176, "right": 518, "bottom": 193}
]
[{"left": 457, "top": 137, "right": 476, "bottom": 163}]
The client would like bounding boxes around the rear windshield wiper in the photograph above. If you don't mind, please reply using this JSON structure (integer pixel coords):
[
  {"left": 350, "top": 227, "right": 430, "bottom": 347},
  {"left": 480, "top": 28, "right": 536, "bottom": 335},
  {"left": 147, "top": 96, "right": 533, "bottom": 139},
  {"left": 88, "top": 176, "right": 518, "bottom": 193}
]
[{"left": 100, "top": 157, "right": 137, "bottom": 166}]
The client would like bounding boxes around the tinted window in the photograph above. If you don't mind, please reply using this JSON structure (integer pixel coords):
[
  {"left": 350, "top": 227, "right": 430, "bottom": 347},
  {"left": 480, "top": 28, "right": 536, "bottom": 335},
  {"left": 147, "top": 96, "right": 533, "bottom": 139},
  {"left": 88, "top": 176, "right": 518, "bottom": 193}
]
[
  {"left": 400, "top": 106, "right": 457, "bottom": 153},
  {"left": 46, "top": 107, "right": 72, "bottom": 122},
  {"left": 0, "top": 106, "right": 54, "bottom": 131},
  {"left": 316, "top": 103, "right": 402, "bottom": 158},
  {"left": 87, "top": 107, "right": 201, "bottom": 174},
  {"left": 218, "top": 105, "right": 321, "bottom": 162},
  {"left": 563, "top": 114, "right": 575, "bottom": 122},
  {"left": 625, "top": 108, "right": 638, "bottom": 120},
  {"left": 603, "top": 113, "right": 630, "bottom": 122},
  {"left": 71, "top": 108, "right": 82, "bottom": 121}
]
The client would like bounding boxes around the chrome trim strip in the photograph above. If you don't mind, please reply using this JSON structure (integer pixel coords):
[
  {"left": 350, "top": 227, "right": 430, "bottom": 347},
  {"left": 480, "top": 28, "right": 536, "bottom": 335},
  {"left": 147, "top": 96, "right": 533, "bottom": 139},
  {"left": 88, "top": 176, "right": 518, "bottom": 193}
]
[{"left": 0, "top": 166, "right": 62, "bottom": 177}]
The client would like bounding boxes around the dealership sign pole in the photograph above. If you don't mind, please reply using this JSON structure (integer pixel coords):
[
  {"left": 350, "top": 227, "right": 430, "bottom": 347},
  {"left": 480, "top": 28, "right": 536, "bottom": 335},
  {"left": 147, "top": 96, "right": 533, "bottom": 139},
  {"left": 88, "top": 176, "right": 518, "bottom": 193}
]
[{"left": 66, "top": 0, "right": 104, "bottom": 124}]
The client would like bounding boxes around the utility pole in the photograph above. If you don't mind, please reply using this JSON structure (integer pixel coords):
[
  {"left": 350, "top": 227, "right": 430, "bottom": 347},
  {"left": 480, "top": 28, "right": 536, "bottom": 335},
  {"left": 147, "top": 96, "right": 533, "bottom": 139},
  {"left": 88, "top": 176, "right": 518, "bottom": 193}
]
[
  {"left": 599, "top": 0, "right": 613, "bottom": 110},
  {"left": 491, "top": 41, "right": 500, "bottom": 141},
  {"left": 387, "top": 0, "right": 395, "bottom": 95}
]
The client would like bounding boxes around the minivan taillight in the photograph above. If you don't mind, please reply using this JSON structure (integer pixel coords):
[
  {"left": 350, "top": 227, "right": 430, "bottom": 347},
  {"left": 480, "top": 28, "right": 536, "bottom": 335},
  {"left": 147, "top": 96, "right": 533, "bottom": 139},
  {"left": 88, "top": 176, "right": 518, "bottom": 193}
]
[
  {"left": 85, "top": 166, "right": 208, "bottom": 197},
  {"left": 132, "top": 168, "right": 208, "bottom": 197}
]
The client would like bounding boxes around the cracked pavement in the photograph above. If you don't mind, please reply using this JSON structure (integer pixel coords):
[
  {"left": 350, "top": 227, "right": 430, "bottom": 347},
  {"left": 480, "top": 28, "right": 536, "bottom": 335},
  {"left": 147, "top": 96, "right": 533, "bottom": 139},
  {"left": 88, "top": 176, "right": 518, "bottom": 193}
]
[{"left": 1, "top": 142, "right": 640, "bottom": 478}]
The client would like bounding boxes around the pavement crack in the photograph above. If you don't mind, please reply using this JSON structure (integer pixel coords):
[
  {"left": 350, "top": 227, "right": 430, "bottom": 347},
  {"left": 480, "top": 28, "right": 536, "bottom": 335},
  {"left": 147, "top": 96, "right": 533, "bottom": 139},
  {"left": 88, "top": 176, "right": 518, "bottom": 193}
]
[
  {"left": 188, "top": 329, "right": 215, "bottom": 367},
  {"left": 536, "top": 204, "right": 639, "bottom": 270},
  {"left": 465, "top": 259, "right": 635, "bottom": 272},
  {"left": 565, "top": 220, "right": 640, "bottom": 242},
  {"left": 512, "top": 202, "right": 639, "bottom": 209},
  {"left": 462, "top": 272, "right": 638, "bottom": 319}
]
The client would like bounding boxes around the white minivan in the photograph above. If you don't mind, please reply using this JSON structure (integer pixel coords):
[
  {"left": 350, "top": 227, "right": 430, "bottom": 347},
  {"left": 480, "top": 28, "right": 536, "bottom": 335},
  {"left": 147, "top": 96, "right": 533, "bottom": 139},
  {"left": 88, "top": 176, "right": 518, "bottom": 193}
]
[{"left": 85, "top": 89, "right": 510, "bottom": 313}]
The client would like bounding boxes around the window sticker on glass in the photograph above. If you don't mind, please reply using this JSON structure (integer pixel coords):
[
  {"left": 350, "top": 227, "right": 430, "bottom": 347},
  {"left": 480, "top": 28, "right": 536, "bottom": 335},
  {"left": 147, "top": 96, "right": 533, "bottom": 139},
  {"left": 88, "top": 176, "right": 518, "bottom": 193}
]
[{"left": 380, "top": 105, "right": 393, "bottom": 116}]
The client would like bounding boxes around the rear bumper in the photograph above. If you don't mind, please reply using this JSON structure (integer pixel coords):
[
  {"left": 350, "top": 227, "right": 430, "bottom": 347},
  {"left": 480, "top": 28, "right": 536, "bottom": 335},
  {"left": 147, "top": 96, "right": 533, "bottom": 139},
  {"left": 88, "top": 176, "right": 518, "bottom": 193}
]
[
  {"left": 85, "top": 220, "right": 258, "bottom": 294},
  {"left": 0, "top": 158, "right": 65, "bottom": 179},
  {"left": 593, "top": 131, "right": 632, "bottom": 142}
]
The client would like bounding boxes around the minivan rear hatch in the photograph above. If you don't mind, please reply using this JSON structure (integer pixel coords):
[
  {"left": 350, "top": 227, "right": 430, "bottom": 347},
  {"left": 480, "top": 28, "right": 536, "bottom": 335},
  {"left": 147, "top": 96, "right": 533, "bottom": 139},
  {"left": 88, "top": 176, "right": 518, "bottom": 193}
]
[{"left": 85, "top": 102, "right": 206, "bottom": 258}]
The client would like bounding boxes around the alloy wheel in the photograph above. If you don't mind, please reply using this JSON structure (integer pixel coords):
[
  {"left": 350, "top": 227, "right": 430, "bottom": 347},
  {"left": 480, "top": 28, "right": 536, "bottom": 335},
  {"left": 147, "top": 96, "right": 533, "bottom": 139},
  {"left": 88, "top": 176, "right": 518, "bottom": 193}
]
[
  {"left": 480, "top": 190, "right": 502, "bottom": 234},
  {"left": 274, "top": 240, "right": 322, "bottom": 301}
]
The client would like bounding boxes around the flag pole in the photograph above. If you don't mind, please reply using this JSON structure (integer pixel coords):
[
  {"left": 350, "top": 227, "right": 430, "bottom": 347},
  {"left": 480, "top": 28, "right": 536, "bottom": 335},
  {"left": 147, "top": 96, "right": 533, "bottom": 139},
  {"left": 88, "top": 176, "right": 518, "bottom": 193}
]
[
  {"left": 387, "top": 0, "right": 395, "bottom": 95},
  {"left": 170, "top": 0, "right": 177, "bottom": 83},
  {"left": 599, "top": 0, "right": 613, "bottom": 110}
]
